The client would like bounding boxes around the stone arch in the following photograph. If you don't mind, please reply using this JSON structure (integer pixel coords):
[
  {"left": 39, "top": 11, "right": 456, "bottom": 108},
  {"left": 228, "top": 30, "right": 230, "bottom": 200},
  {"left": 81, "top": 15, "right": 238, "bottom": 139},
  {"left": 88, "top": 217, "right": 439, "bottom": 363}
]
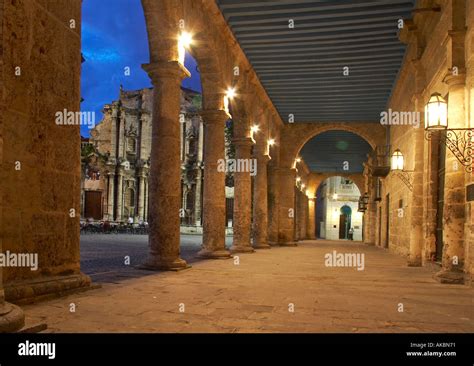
[
  {"left": 279, "top": 123, "right": 386, "bottom": 169},
  {"left": 141, "top": 0, "right": 225, "bottom": 109},
  {"left": 312, "top": 173, "right": 364, "bottom": 198}
]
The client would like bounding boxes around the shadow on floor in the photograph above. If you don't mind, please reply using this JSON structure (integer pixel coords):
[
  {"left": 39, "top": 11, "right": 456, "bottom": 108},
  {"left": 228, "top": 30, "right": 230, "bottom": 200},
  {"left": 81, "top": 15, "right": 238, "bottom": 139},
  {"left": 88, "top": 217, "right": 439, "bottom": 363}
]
[{"left": 80, "top": 234, "right": 233, "bottom": 284}]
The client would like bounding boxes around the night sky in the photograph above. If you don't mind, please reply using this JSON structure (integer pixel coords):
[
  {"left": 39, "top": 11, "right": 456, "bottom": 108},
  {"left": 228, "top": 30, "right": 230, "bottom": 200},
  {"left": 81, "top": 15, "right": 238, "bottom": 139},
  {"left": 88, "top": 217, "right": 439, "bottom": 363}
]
[{"left": 81, "top": 0, "right": 202, "bottom": 136}]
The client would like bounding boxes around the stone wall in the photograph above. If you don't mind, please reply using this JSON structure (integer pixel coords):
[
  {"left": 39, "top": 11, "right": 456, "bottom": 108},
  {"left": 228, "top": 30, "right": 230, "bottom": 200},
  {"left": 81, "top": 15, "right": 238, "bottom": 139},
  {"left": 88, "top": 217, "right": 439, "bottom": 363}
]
[
  {"left": 379, "top": 0, "right": 474, "bottom": 279},
  {"left": 464, "top": 0, "right": 474, "bottom": 282},
  {"left": 1, "top": 0, "right": 89, "bottom": 302}
]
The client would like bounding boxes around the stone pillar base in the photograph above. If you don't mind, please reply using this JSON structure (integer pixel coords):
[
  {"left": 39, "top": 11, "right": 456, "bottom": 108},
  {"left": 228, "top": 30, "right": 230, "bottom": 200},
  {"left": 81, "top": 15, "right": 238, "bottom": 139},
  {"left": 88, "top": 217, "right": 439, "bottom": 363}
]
[
  {"left": 253, "top": 243, "right": 271, "bottom": 249},
  {"left": 230, "top": 245, "right": 255, "bottom": 254},
  {"left": 434, "top": 269, "right": 465, "bottom": 284},
  {"left": 407, "top": 258, "right": 422, "bottom": 267},
  {"left": 197, "top": 249, "right": 231, "bottom": 259},
  {"left": 5, "top": 273, "right": 92, "bottom": 305},
  {"left": 140, "top": 256, "right": 189, "bottom": 271},
  {"left": 0, "top": 303, "right": 25, "bottom": 333},
  {"left": 279, "top": 241, "right": 297, "bottom": 247}
]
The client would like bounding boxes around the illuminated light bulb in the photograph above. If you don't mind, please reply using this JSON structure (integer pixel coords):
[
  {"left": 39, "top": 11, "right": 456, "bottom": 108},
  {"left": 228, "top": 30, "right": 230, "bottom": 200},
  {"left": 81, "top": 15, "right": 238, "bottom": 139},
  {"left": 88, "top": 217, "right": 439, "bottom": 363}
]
[
  {"left": 178, "top": 31, "right": 193, "bottom": 65},
  {"left": 391, "top": 149, "right": 404, "bottom": 171},
  {"left": 333, "top": 193, "right": 338, "bottom": 200},
  {"left": 267, "top": 138, "right": 275, "bottom": 146},
  {"left": 225, "top": 87, "right": 236, "bottom": 99}
]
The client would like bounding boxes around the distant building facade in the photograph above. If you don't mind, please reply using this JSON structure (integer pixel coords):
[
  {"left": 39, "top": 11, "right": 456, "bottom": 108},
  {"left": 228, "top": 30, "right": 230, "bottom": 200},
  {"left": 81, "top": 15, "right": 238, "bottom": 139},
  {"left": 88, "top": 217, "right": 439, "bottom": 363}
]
[
  {"left": 316, "top": 176, "right": 363, "bottom": 241},
  {"left": 81, "top": 87, "right": 227, "bottom": 230}
]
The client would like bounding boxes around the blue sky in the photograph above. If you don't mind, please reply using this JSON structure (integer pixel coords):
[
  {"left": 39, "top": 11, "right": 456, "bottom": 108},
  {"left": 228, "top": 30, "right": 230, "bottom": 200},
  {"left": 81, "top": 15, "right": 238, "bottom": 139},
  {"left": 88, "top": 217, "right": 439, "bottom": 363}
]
[{"left": 81, "top": 0, "right": 201, "bottom": 136}]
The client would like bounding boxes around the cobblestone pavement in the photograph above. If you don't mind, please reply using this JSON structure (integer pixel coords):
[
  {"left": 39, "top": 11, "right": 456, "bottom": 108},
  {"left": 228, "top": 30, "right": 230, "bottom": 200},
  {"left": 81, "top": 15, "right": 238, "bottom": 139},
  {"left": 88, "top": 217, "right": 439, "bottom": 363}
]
[
  {"left": 23, "top": 238, "right": 474, "bottom": 333},
  {"left": 80, "top": 234, "right": 233, "bottom": 283}
]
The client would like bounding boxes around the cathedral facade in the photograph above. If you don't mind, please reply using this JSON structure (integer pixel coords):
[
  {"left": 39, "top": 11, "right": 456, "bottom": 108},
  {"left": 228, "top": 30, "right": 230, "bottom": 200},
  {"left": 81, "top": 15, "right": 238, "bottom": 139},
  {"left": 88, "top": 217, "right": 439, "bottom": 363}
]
[{"left": 81, "top": 87, "right": 217, "bottom": 229}]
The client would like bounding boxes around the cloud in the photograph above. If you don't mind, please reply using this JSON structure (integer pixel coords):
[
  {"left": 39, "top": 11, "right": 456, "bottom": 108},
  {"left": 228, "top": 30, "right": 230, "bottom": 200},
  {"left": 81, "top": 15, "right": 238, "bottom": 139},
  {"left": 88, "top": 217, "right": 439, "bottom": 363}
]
[{"left": 80, "top": 0, "right": 202, "bottom": 136}]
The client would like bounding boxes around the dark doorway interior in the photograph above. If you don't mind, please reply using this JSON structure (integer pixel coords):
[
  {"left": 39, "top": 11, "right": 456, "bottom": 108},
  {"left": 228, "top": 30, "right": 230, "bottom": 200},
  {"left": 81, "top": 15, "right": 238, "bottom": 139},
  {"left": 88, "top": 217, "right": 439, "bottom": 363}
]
[
  {"left": 339, "top": 205, "right": 352, "bottom": 239},
  {"left": 84, "top": 191, "right": 102, "bottom": 220}
]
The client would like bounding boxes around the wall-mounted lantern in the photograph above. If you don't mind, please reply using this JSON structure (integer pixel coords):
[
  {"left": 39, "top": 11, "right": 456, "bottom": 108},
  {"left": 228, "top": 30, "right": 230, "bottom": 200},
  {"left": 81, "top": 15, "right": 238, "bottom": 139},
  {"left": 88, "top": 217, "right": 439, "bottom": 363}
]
[
  {"left": 424, "top": 92, "right": 474, "bottom": 172},
  {"left": 358, "top": 192, "right": 370, "bottom": 212},
  {"left": 358, "top": 197, "right": 366, "bottom": 212},
  {"left": 391, "top": 149, "right": 413, "bottom": 191}
]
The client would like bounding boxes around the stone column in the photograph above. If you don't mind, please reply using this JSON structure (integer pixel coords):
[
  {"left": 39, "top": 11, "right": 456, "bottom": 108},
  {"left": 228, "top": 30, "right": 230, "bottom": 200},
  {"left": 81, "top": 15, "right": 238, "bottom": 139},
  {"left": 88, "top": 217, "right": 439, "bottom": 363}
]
[
  {"left": 267, "top": 164, "right": 280, "bottom": 245},
  {"left": 194, "top": 166, "right": 203, "bottom": 226},
  {"left": 0, "top": 61, "right": 24, "bottom": 330},
  {"left": 144, "top": 179, "right": 149, "bottom": 221},
  {"left": 435, "top": 74, "right": 466, "bottom": 283},
  {"left": 301, "top": 193, "right": 308, "bottom": 240},
  {"left": 230, "top": 137, "right": 255, "bottom": 253},
  {"left": 137, "top": 171, "right": 146, "bottom": 220},
  {"left": 294, "top": 188, "right": 302, "bottom": 241},
  {"left": 194, "top": 120, "right": 204, "bottom": 226},
  {"left": 0, "top": 259, "right": 24, "bottom": 332},
  {"left": 307, "top": 197, "right": 316, "bottom": 239},
  {"left": 278, "top": 167, "right": 297, "bottom": 246},
  {"left": 252, "top": 152, "right": 271, "bottom": 249},
  {"left": 198, "top": 110, "right": 231, "bottom": 258},
  {"left": 115, "top": 167, "right": 123, "bottom": 222},
  {"left": 141, "top": 61, "right": 189, "bottom": 270},
  {"left": 407, "top": 119, "right": 425, "bottom": 265},
  {"left": 107, "top": 171, "right": 115, "bottom": 220}
]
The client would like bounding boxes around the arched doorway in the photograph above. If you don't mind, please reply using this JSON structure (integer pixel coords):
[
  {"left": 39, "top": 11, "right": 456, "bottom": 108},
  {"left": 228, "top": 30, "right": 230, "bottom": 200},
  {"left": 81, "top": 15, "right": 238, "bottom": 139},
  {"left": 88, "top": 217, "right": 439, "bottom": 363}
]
[
  {"left": 316, "top": 176, "right": 363, "bottom": 241},
  {"left": 339, "top": 205, "right": 352, "bottom": 240}
]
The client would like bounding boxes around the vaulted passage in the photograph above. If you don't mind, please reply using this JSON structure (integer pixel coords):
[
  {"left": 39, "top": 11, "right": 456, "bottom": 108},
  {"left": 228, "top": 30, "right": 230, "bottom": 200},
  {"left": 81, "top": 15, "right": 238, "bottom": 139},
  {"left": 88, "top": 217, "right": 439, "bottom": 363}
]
[{"left": 1, "top": 0, "right": 474, "bottom": 335}]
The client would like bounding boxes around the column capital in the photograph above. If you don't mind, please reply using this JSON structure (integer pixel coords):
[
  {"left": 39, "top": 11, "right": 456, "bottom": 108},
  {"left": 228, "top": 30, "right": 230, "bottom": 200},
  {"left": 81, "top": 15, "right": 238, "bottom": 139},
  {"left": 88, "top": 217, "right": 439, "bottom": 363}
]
[
  {"left": 142, "top": 61, "right": 190, "bottom": 83},
  {"left": 199, "top": 109, "right": 229, "bottom": 124},
  {"left": 232, "top": 137, "right": 253, "bottom": 148},
  {"left": 275, "top": 166, "right": 297, "bottom": 178},
  {"left": 443, "top": 72, "right": 466, "bottom": 87},
  {"left": 255, "top": 153, "right": 271, "bottom": 165}
]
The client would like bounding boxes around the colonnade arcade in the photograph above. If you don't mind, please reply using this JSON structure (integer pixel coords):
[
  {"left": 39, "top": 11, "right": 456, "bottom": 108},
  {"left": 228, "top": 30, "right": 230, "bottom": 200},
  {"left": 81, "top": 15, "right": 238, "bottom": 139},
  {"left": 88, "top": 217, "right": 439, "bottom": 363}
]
[{"left": 1, "top": 0, "right": 473, "bottom": 333}]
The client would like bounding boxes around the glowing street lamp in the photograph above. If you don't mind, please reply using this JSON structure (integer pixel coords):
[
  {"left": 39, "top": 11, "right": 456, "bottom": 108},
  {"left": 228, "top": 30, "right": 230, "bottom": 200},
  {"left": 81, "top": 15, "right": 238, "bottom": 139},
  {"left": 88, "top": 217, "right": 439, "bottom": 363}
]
[
  {"left": 391, "top": 149, "right": 404, "bottom": 171},
  {"left": 332, "top": 193, "right": 338, "bottom": 200},
  {"left": 178, "top": 31, "right": 193, "bottom": 65},
  {"left": 424, "top": 92, "right": 448, "bottom": 130}
]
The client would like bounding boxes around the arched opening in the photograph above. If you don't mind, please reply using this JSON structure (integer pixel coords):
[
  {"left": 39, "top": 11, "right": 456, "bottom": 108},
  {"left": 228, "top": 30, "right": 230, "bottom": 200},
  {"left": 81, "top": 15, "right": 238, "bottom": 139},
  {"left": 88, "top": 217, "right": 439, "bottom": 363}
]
[
  {"left": 298, "top": 130, "right": 373, "bottom": 174},
  {"left": 316, "top": 176, "right": 363, "bottom": 242},
  {"left": 79, "top": 0, "right": 215, "bottom": 279}
]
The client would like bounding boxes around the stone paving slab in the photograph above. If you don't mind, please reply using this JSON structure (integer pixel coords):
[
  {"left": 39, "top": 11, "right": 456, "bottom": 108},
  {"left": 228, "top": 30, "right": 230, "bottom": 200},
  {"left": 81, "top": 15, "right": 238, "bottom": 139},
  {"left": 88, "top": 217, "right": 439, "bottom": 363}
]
[{"left": 22, "top": 239, "right": 474, "bottom": 333}]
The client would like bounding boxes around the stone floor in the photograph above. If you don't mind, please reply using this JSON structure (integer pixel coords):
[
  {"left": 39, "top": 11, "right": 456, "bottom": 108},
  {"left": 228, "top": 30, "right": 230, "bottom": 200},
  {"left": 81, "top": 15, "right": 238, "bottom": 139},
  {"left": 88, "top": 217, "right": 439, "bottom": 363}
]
[{"left": 22, "top": 237, "right": 474, "bottom": 333}]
